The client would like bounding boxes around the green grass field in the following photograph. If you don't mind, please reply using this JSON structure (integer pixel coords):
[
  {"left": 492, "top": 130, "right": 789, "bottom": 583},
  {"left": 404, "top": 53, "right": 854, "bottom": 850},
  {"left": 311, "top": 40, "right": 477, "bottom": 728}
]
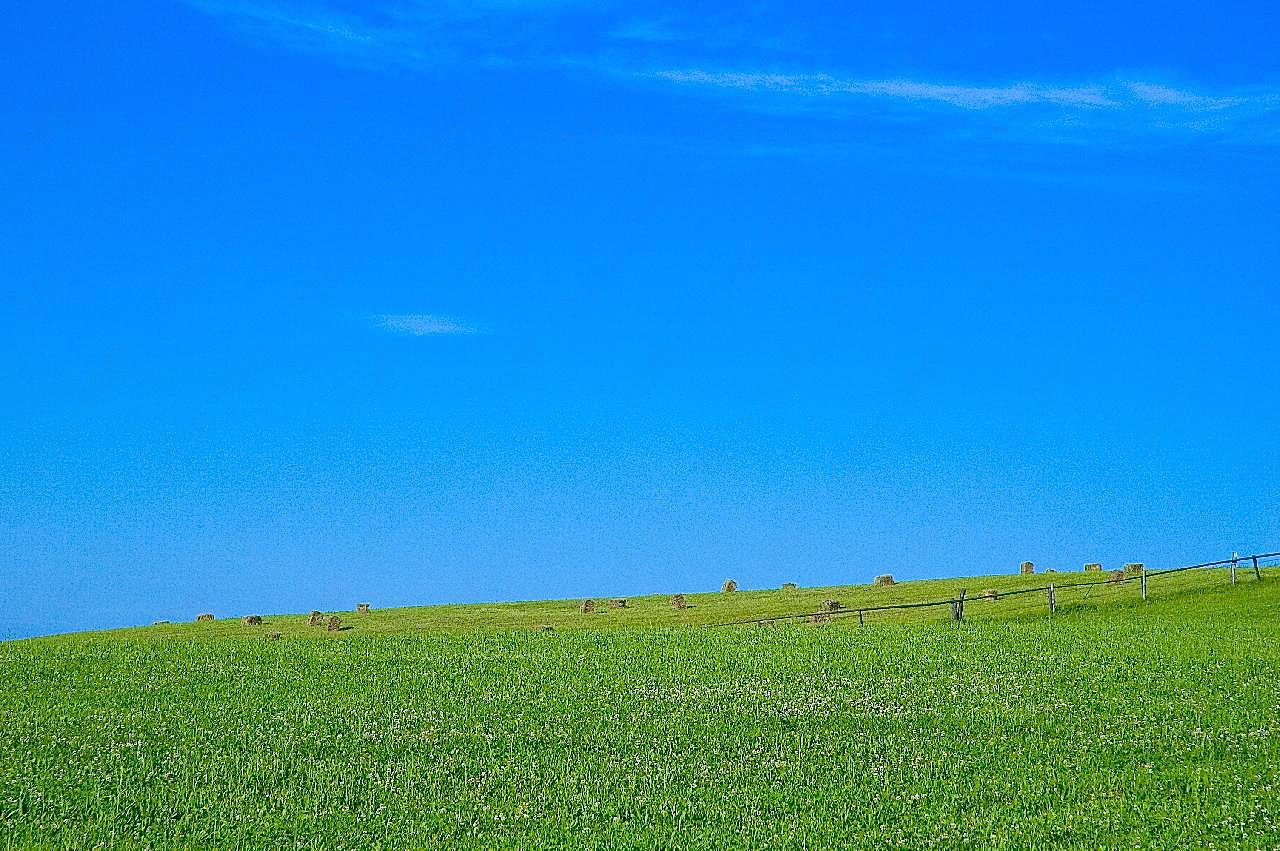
[{"left": 3, "top": 569, "right": 1279, "bottom": 848}]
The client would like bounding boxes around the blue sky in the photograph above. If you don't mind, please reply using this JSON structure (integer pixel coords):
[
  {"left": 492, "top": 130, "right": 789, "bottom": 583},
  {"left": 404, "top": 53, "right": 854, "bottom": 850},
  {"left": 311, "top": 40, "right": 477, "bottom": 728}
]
[{"left": 2, "top": 1, "right": 1278, "bottom": 639}]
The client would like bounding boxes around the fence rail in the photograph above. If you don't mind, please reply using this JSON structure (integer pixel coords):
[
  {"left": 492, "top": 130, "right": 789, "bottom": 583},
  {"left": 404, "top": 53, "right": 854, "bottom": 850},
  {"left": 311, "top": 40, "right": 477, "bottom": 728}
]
[{"left": 711, "top": 550, "right": 1280, "bottom": 628}]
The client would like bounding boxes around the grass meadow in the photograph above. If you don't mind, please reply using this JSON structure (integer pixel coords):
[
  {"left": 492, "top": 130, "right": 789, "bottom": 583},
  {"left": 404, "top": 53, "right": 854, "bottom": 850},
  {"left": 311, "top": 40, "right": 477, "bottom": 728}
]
[{"left": 2, "top": 570, "right": 1278, "bottom": 848}]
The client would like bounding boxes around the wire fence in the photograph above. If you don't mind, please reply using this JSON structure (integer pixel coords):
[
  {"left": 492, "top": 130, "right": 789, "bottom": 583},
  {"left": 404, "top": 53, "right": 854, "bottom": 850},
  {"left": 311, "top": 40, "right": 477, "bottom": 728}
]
[{"left": 713, "top": 551, "right": 1280, "bottom": 628}]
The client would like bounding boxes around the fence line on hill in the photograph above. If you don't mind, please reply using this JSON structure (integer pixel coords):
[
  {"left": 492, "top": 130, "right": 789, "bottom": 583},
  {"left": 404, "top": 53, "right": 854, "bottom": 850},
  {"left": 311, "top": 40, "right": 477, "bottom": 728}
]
[{"left": 709, "top": 550, "right": 1280, "bottom": 628}]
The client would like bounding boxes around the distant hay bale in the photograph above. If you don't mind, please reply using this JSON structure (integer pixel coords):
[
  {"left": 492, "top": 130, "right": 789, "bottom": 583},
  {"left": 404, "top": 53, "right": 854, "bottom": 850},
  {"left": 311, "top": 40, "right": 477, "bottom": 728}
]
[
  {"left": 670, "top": 594, "right": 686, "bottom": 609},
  {"left": 819, "top": 599, "right": 842, "bottom": 613},
  {"left": 195, "top": 613, "right": 214, "bottom": 622},
  {"left": 810, "top": 614, "right": 832, "bottom": 624},
  {"left": 609, "top": 598, "right": 627, "bottom": 609},
  {"left": 326, "top": 616, "right": 342, "bottom": 632},
  {"left": 781, "top": 582, "right": 798, "bottom": 591},
  {"left": 1084, "top": 562, "right": 1102, "bottom": 572},
  {"left": 1108, "top": 570, "right": 1125, "bottom": 584},
  {"left": 264, "top": 631, "right": 282, "bottom": 641},
  {"left": 874, "top": 574, "right": 894, "bottom": 587},
  {"left": 981, "top": 589, "right": 999, "bottom": 601},
  {"left": 722, "top": 579, "right": 738, "bottom": 593},
  {"left": 580, "top": 599, "right": 596, "bottom": 614},
  {"left": 1124, "top": 562, "right": 1145, "bottom": 576},
  {"left": 355, "top": 603, "right": 371, "bottom": 614},
  {"left": 1020, "top": 561, "right": 1035, "bottom": 575},
  {"left": 308, "top": 611, "right": 324, "bottom": 627},
  {"left": 242, "top": 615, "right": 263, "bottom": 626}
]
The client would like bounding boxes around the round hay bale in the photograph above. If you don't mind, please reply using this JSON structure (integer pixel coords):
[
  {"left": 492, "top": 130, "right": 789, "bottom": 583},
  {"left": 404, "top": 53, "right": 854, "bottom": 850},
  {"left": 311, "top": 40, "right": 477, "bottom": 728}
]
[
  {"left": 781, "top": 582, "right": 798, "bottom": 591},
  {"left": 1083, "top": 562, "right": 1102, "bottom": 572},
  {"left": 195, "top": 613, "right": 214, "bottom": 622},
  {"left": 874, "top": 574, "right": 895, "bottom": 587},
  {"left": 1020, "top": 561, "right": 1035, "bottom": 575},
  {"left": 1108, "top": 570, "right": 1125, "bottom": 584},
  {"left": 1124, "top": 562, "right": 1145, "bottom": 576},
  {"left": 264, "top": 631, "right": 282, "bottom": 641},
  {"left": 326, "top": 615, "right": 342, "bottom": 632},
  {"left": 355, "top": 603, "right": 371, "bottom": 614},
  {"left": 242, "top": 615, "right": 263, "bottom": 626},
  {"left": 670, "top": 593, "right": 686, "bottom": 609},
  {"left": 819, "top": 599, "right": 842, "bottom": 613},
  {"left": 722, "top": 579, "right": 738, "bottom": 593},
  {"left": 580, "top": 599, "right": 596, "bottom": 614},
  {"left": 608, "top": 598, "right": 627, "bottom": 609},
  {"left": 308, "top": 611, "right": 324, "bottom": 627},
  {"left": 981, "top": 589, "right": 999, "bottom": 601}
]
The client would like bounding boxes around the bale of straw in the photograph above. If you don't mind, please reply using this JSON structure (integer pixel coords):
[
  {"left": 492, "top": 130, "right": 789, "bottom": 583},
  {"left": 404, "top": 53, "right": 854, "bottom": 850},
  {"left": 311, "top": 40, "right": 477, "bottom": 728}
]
[
  {"left": 195, "top": 613, "right": 214, "bottom": 622},
  {"left": 308, "top": 611, "right": 324, "bottom": 627},
  {"left": 355, "top": 603, "right": 371, "bottom": 614},
  {"left": 981, "top": 589, "right": 999, "bottom": 601},
  {"left": 1084, "top": 563, "right": 1102, "bottom": 572},
  {"left": 781, "top": 582, "right": 798, "bottom": 591},
  {"left": 874, "top": 574, "right": 895, "bottom": 587},
  {"left": 264, "top": 632, "right": 282, "bottom": 641},
  {"left": 242, "top": 615, "right": 263, "bottom": 626},
  {"left": 1020, "top": 561, "right": 1035, "bottom": 575},
  {"left": 1108, "top": 570, "right": 1125, "bottom": 584},
  {"left": 722, "top": 579, "right": 738, "bottom": 593},
  {"left": 326, "top": 616, "right": 342, "bottom": 632},
  {"left": 1124, "top": 562, "right": 1145, "bottom": 576},
  {"left": 608, "top": 598, "right": 627, "bottom": 609},
  {"left": 670, "top": 594, "right": 686, "bottom": 609},
  {"left": 580, "top": 599, "right": 596, "bottom": 614},
  {"left": 819, "top": 599, "right": 842, "bottom": 613}
]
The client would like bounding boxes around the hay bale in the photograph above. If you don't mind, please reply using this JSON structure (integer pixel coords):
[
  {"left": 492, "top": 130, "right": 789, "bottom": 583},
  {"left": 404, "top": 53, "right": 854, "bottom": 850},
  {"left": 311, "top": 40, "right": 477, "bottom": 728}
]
[
  {"left": 1084, "top": 562, "right": 1102, "bottom": 572},
  {"left": 355, "top": 603, "right": 371, "bottom": 614},
  {"left": 608, "top": 598, "right": 627, "bottom": 609},
  {"left": 874, "top": 574, "right": 895, "bottom": 587},
  {"left": 722, "top": 579, "right": 738, "bottom": 593},
  {"left": 1124, "top": 562, "right": 1145, "bottom": 576},
  {"left": 195, "top": 613, "right": 214, "bottom": 622},
  {"left": 242, "top": 615, "right": 263, "bottom": 626},
  {"left": 308, "top": 611, "right": 324, "bottom": 626},
  {"left": 809, "top": 614, "right": 832, "bottom": 624},
  {"left": 326, "top": 616, "right": 342, "bottom": 632},
  {"left": 580, "top": 599, "right": 596, "bottom": 614},
  {"left": 1108, "top": 570, "right": 1125, "bottom": 584},
  {"left": 264, "top": 631, "right": 282, "bottom": 641},
  {"left": 670, "top": 594, "right": 686, "bottom": 609},
  {"left": 981, "top": 589, "right": 999, "bottom": 601},
  {"left": 819, "top": 599, "right": 842, "bottom": 613},
  {"left": 1020, "top": 561, "right": 1035, "bottom": 575},
  {"left": 781, "top": 582, "right": 798, "bottom": 591}
]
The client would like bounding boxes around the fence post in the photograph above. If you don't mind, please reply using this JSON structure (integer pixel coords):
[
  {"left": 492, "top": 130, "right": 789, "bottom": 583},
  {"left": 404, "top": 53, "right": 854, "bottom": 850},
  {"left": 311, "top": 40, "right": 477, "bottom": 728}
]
[
  {"left": 1231, "top": 552, "right": 1238, "bottom": 586},
  {"left": 1140, "top": 566, "right": 1147, "bottom": 601},
  {"left": 857, "top": 609, "right": 864, "bottom": 627},
  {"left": 1254, "top": 555, "right": 1262, "bottom": 581},
  {"left": 1048, "top": 583, "right": 1056, "bottom": 616}
]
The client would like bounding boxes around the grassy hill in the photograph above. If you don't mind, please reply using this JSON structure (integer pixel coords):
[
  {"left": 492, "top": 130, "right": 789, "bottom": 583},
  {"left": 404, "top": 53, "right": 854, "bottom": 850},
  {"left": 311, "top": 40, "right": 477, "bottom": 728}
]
[{"left": 3, "top": 568, "right": 1279, "bottom": 848}]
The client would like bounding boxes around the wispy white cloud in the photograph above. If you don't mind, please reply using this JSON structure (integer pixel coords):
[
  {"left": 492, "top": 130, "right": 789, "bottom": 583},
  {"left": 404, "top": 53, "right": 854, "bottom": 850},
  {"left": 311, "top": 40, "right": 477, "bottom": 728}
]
[
  {"left": 186, "top": 1, "right": 1280, "bottom": 147},
  {"left": 374, "top": 314, "right": 479, "bottom": 336}
]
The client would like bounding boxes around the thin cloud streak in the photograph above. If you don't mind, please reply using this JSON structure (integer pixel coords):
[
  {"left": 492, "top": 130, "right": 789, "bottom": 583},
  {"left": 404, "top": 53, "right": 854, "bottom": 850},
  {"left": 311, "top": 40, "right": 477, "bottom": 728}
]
[
  {"left": 187, "top": 1, "right": 1280, "bottom": 147},
  {"left": 374, "top": 314, "right": 480, "bottom": 336}
]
